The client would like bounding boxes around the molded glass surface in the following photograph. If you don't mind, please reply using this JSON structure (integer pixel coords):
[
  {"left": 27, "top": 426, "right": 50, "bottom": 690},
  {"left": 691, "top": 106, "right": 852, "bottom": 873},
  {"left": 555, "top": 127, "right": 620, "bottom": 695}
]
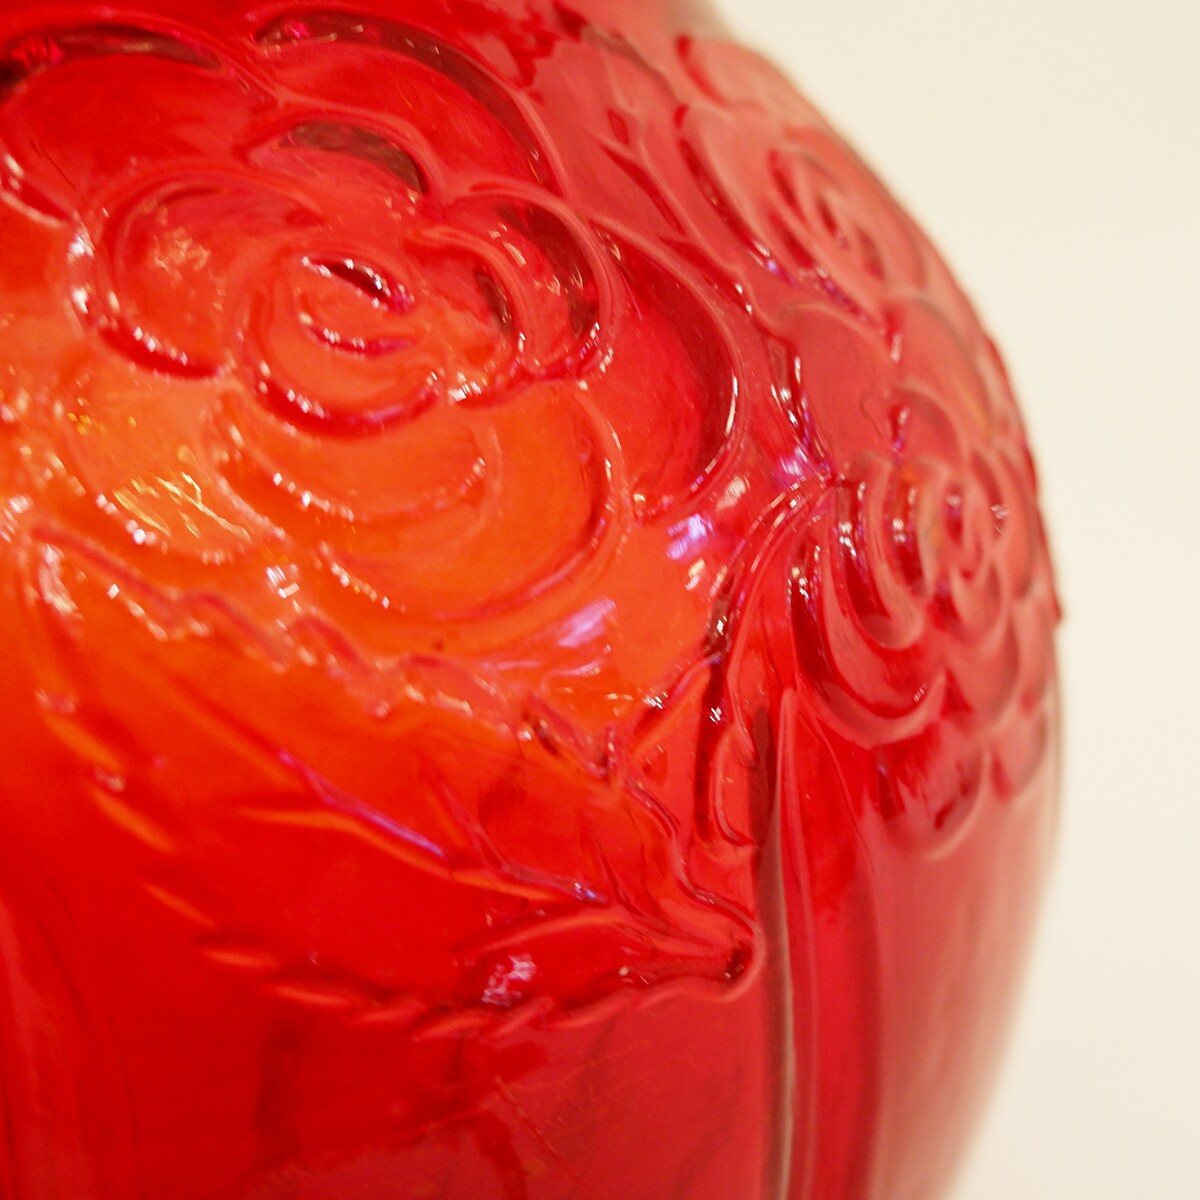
[{"left": 0, "top": 3, "right": 1060, "bottom": 1197}]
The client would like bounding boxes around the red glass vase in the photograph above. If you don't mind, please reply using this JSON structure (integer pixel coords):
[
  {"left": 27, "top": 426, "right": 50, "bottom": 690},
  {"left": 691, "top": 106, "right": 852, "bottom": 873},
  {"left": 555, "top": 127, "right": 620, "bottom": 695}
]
[{"left": 0, "top": 2, "right": 1059, "bottom": 1197}]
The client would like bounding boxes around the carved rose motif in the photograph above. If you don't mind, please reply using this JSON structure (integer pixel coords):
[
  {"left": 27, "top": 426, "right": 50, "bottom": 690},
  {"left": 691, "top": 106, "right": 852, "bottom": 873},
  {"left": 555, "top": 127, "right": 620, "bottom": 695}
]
[
  {"left": 0, "top": 19, "right": 618, "bottom": 615},
  {"left": 777, "top": 300, "right": 1055, "bottom": 849},
  {"left": 671, "top": 38, "right": 1057, "bottom": 850}
]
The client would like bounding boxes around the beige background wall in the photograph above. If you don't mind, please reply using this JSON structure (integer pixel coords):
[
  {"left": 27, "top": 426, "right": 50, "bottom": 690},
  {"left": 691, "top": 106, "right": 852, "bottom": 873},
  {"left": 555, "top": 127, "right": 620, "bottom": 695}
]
[{"left": 712, "top": 2, "right": 1200, "bottom": 1197}]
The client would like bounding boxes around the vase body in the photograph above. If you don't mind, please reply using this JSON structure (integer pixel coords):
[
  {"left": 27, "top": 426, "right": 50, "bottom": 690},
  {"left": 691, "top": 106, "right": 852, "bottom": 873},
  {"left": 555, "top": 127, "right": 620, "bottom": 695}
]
[{"left": 0, "top": 2, "right": 1059, "bottom": 1198}]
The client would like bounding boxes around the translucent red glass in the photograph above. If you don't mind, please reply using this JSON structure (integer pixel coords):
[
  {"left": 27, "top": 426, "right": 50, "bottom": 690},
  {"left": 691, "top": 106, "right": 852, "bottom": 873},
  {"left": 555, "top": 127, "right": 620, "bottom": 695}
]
[{"left": 0, "top": 2, "right": 1060, "bottom": 1197}]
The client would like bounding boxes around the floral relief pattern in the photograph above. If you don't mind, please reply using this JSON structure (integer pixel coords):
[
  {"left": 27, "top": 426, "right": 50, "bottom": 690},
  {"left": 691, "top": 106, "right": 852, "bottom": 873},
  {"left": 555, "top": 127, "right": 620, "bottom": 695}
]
[
  {"left": 0, "top": 0, "right": 1058, "bottom": 1009},
  {"left": 0, "top": 8, "right": 758, "bottom": 1031},
  {"left": 777, "top": 298, "right": 1055, "bottom": 848},
  {"left": 2, "top": 17, "right": 609, "bottom": 609},
  {"left": 0, "top": 5, "right": 1059, "bottom": 1196},
  {"left": 675, "top": 33, "right": 1056, "bottom": 849}
]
